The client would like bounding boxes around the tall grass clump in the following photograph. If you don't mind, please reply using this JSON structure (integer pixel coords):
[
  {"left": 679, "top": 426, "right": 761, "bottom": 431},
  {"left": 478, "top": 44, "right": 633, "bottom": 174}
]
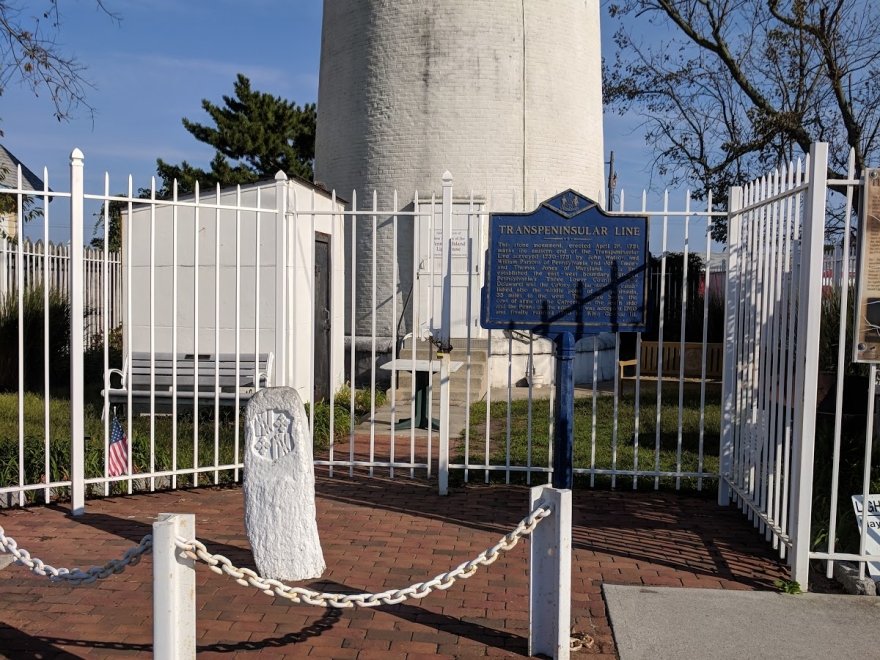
[{"left": 0, "top": 287, "right": 71, "bottom": 393}]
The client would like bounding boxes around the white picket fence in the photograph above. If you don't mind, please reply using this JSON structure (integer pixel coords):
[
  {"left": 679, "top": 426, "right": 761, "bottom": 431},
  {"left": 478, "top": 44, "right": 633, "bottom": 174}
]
[
  {"left": 822, "top": 242, "right": 857, "bottom": 288},
  {"left": 0, "top": 145, "right": 875, "bottom": 591},
  {"left": 0, "top": 238, "right": 122, "bottom": 346}
]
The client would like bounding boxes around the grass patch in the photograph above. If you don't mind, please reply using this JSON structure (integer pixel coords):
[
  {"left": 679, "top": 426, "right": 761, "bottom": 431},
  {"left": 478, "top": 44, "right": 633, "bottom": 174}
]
[
  {"left": 460, "top": 386, "right": 721, "bottom": 490},
  {"left": 0, "top": 385, "right": 382, "bottom": 503},
  {"left": 308, "top": 384, "right": 385, "bottom": 450},
  {"left": 0, "top": 392, "right": 243, "bottom": 501}
]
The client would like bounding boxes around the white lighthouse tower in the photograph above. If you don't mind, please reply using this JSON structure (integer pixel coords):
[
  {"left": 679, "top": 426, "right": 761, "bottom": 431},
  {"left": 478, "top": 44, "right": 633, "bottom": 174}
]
[{"left": 315, "top": 0, "right": 605, "bottom": 377}]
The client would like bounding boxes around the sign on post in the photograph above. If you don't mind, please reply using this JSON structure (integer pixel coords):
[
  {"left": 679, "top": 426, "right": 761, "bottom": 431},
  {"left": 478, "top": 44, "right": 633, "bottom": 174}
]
[
  {"left": 481, "top": 190, "right": 648, "bottom": 335},
  {"left": 853, "top": 169, "right": 880, "bottom": 363},
  {"left": 851, "top": 494, "right": 880, "bottom": 580},
  {"left": 480, "top": 190, "right": 649, "bottom": 490}
]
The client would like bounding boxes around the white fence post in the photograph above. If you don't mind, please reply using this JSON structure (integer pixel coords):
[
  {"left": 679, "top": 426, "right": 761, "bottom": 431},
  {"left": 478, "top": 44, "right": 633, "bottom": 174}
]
[
  {"left": 153, "top": 513, "right": 196, "bottom": 660},
  {"left": 789, "top": 142, "right": 828, "bottom": 587},
  {"left": 529, "top": 485, "right": 572, "bottom": 660},
  {"left": 438, "top": 172, "right": 453, "bottom": 495},
  {"left": 719, "top": 187, "right": 743, "bottom": 506},
  {"left": 438, "top": 354, "right": 450, "bottom": 496},
  {"left": 275, "top": 171, "right": 289, "bottom": 387},
  {"left": 69, "top": 148, "right": 85, "bottom": 516}
]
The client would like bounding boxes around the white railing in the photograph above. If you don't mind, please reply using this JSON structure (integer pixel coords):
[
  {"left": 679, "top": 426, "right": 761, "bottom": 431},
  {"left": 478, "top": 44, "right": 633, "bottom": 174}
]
[
  {"left": 719, "top": 146, "right": 824, "bottom": 585},
  {"left": 822, "top": 243, "right": 857, "bottom": 289},
  {"left": 0, "top": 148, "right": 728, "bottom": 508},
  {"left": 1, "top": 144, "right": 875, "bottom": 591}
]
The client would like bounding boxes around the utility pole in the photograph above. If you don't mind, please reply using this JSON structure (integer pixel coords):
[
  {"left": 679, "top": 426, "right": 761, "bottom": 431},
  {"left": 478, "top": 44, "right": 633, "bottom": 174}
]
[{"left": 606, "top": 151, "right": 617, "bottom": 212}]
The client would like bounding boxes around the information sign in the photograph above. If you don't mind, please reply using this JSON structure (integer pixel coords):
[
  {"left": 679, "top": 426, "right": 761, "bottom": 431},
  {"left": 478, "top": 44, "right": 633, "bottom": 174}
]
[
  {"left": 851, "top": 494, "right": 880, "bottom": 580},
  {"left": 479, "top": 191, "right": 650, "bottom": 490},
  {"left": 854, "top": 169, "right": 880, "bottom": 363},
  {"left": 481, "top": 190, "right": 648, "bottom": 335}
]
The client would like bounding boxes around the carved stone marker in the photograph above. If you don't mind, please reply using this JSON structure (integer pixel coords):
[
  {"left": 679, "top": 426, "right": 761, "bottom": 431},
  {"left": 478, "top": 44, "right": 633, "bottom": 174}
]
[{"left": 244, "top": 387, "right": 325, "bottom": 581}]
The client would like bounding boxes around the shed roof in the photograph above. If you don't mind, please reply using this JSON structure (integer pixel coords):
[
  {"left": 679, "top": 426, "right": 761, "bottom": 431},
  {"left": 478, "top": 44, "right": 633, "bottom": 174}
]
[{"left": 0, "top": 144, "right": 45, "bottom": 191}]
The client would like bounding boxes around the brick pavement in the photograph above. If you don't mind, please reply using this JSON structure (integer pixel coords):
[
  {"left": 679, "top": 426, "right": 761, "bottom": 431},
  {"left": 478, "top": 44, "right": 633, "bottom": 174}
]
[{"left": 0, "top": 472, "right": 787, "bottom": 658}]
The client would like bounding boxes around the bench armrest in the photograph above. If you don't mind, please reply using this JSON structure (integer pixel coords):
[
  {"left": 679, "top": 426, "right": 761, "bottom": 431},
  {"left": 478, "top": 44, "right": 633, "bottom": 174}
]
[
  {"left": 618, "top": 358, "right": 637, "bottom": 380},
  {"left": 105, "top": 367, "right": 127, "bottom": 390}
]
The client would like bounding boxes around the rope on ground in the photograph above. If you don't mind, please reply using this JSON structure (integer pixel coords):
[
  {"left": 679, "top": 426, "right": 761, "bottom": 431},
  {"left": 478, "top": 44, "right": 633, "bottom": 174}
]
[
  {"left": 570, "top": 630, "right": 595, "bottom": 652},
  {"left": 176, "top": 504, "right": 553, "bottom": 608},
  {"left": 0, "top": 524, "right": 152, "bottom": 584}
]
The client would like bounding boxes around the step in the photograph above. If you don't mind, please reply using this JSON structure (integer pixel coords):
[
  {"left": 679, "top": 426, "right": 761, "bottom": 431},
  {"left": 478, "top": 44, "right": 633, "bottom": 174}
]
[
  {"left": 389, "top": 388, "right": 484, "bottom": 405},
  {"left": 394, "top": 347, "right": 490, "bottom": 365},
  {"left": 398, "top": 337, "right": 490, "bottom": 356}
]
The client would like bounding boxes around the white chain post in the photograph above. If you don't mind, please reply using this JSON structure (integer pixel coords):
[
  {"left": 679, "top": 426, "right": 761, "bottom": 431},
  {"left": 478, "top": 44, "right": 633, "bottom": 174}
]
[
  {"left": 529, "top": 485, "right": 572, "bottom": 660},
  {"left": 154, "top": 513, "right": 196, "bottom": 660},
  {"left": 69, "top": 148, "right": 85, "bottom": 516},
  {"left": 719, "top": 186, "right": 743, "bottom": 506}
]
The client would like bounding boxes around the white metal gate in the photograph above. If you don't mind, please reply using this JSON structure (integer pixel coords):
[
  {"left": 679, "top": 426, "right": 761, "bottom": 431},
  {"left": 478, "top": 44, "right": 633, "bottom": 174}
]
[{"left": 720, "top": 143, "right": 880, "bottom": 589}]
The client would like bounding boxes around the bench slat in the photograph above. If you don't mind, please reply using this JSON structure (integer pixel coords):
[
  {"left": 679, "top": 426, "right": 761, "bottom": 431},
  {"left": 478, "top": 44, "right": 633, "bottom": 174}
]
[
  {"left": 620, "top": 341, "right": 723, "bottom": 381},
  {"left": 105, "top": 352, "right": 273, "bottom": 410}
]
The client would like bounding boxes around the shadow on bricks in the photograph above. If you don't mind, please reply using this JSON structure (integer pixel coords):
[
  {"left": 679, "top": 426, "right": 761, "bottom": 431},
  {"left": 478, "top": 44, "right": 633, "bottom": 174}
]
[
  {"left": 315, "top": 474, "right": 785, "bottom": 590},
  {"left": 46, "top": 499, "right": 258, "bottom": 572}
]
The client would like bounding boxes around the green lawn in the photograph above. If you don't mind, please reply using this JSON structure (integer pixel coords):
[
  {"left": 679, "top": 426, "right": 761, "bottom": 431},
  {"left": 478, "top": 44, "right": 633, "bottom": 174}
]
[
  {"left": 459, "top": 386, "right": 721, "bottom": 490},
  {"left": 0, "top": 392, "right": 245, "bottom": 500},
  {"left": 0, "top": 389, "right": 367, "bottom": 502}
]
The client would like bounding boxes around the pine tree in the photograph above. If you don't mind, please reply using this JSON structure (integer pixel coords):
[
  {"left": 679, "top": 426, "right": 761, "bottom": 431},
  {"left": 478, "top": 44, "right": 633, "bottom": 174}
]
[{"left": 156, "top": 74, "right": 316, "bottom": 196}]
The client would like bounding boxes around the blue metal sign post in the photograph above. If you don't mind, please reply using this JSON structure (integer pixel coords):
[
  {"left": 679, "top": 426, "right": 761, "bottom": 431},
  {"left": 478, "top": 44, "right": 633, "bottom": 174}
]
[{"left": 481, "top": 191, "right": 648, "bottom": 489}]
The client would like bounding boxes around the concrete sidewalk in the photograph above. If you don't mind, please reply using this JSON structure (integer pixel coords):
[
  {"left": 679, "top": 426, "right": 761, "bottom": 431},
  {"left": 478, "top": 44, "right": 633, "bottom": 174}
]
[{"left": 605, "top": 584, "right": 879, "bottom": 660}]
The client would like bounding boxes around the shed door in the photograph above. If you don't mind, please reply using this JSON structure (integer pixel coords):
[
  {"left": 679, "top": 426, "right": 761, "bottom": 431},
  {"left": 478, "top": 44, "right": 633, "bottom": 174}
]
[{"left": 314, "top": 232, "right": 331, "bottom": 402}]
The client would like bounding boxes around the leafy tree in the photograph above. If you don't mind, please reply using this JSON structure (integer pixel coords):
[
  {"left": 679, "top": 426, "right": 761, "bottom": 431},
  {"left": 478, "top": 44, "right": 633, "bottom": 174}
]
[
  {"left": 89, "top": 199, "right": 122, "bottom": 251},
  {"left": 156, "top": 74, "right": 316, "bottom": 196},
  {"left": 604, "top": 0, "right": 880, "bottom": 240}
]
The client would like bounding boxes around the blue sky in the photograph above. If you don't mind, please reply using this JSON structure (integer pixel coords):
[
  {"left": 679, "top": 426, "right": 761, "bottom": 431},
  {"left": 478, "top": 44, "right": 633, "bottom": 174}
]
[{"left": 2, "top": 1, "right": 695, "bottom": 244}]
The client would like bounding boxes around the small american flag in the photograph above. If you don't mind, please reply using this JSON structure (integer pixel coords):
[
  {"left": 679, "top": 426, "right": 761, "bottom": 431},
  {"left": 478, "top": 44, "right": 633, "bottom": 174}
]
[{"left": 108, "top": 416, "right": 129, "bottom": 477}]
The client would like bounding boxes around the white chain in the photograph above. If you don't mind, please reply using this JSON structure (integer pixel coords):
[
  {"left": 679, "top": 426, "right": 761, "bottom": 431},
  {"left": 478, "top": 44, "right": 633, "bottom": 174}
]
[
  {"left": 0, "top": 524, "right": 152, "bottom": 585},
  {"left": 176, "top": 505, "right": 552, "bottom": 608}
]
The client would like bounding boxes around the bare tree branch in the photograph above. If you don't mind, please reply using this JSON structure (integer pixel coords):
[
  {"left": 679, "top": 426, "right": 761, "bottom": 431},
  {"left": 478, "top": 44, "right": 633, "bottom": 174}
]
[
  {"left": 605, "top": 0, "right": 880, "bottom": 241},
  {"left": 0, "top": 1, "right": 117, "bottom": 129}
]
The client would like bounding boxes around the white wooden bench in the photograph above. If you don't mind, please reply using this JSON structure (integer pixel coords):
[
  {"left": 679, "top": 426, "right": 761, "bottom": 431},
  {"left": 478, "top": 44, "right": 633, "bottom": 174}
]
[
  {"left": 103, "top": 352, "right": 273, "bottom": 413},
  {"left": 618, "top": 341, "right": 723, "bottom": 382}
]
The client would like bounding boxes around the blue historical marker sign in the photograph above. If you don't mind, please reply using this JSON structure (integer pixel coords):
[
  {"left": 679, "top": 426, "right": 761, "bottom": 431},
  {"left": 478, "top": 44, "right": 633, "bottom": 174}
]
[
  {"left": 480, "top": 190, "right": 649, "bottom": 490},
  {"left": 481, "top": 190, "right": 649, "bottom": 336}
]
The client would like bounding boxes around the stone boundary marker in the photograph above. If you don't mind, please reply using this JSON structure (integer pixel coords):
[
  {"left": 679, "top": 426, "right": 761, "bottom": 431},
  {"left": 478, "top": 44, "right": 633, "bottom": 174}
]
[{"left": 244, "top": 387, "right": 325, "bottom": 581}]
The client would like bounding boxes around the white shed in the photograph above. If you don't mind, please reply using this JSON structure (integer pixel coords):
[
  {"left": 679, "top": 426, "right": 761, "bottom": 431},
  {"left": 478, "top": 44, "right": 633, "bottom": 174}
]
[{"left": 122, "top": 174, "right": 345, "bottom": 404}]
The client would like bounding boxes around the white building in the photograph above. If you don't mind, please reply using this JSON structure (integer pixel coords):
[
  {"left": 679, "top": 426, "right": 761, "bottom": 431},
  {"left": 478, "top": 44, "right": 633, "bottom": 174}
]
[
  {"left": 0, "top": 144, "right": 45, "bottom": 239},
  {"left": 122, "top": 175, "right": 346, "bottom": 403}
]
